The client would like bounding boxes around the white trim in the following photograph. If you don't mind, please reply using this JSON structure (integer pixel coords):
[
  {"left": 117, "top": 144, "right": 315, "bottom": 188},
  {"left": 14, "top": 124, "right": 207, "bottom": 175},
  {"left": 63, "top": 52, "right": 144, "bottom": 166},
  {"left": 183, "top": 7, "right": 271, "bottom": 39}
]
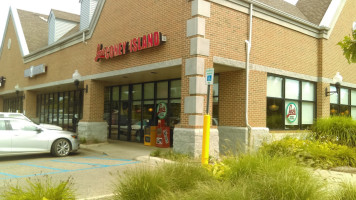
[
  {"left": 0, "top": 7, "right": 30, "bottom": 58},
  {"left": 11, "top": 7, "right": 29, "bottom": 56},
  {"left": 0, "top": 8, "right": 11, "bottom": 58},
  {"left": 214, "top": 56, "right": 246, "bottom": 69},
  {"left": 213, "top": 56, "right": 356, "bottom": 88},
  {"left": 0, "top": 58, "right": 182, "bottom": 95},
  {"left": 319, "top": 0, "right": 346, "bottom": 39}
]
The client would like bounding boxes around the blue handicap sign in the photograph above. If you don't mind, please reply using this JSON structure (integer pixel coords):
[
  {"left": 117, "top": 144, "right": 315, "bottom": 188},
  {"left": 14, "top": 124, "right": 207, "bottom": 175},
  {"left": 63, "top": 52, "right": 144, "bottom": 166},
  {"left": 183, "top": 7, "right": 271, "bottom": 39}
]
[{"left": 207, "top": 75, "right": 212, "bottom": 81}]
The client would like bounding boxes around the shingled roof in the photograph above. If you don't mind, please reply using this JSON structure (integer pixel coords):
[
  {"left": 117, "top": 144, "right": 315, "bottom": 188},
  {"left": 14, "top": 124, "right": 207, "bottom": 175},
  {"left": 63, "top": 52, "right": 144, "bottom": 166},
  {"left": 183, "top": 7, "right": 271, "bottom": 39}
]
[
  {"left": 16, "top": 9, "right": 81, "bottom": 53},
  {"left": 257, "top": 0, "right": 332, "bottom": 25},
  {"left": 296, "top": 0, "right": 332, "bottom": 25},
  {"left": 17, "top": 9, "right": 49, "bottom": 53},
  {"left": 51, "top": 9, "right": 80, "bottom": 23}
]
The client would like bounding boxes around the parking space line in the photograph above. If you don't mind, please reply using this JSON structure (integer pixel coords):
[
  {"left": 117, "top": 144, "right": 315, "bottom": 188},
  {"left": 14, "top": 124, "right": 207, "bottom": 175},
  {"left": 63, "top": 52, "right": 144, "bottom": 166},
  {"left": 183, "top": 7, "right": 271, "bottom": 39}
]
[
  {"left": 51, "top": 159, "right": 110, "bottom": 167},
  {"left": 0, "top": 172, "right": 19, "bottom": 178},
  {"left": 83, "top": 156, "right": 133, "bottom": 162},
  {"left": 0, "top": 156, "right": 140, "bottom": 180},
  {"left": 18, "top": 163, "right": 70, "bottom": 172}
]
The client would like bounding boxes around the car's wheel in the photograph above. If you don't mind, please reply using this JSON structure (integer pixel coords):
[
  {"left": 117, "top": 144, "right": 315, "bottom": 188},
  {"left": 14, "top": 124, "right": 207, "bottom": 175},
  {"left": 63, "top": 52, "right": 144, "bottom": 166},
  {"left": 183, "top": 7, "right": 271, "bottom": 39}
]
[{"left": 51, "top": 139, "right": 71, "bottom": 157}]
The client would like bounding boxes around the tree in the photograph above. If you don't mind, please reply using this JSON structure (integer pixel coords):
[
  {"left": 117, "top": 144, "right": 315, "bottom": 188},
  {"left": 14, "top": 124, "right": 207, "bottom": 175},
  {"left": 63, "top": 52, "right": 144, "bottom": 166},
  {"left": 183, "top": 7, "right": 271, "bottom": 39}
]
[{"left": 337, "top": 30, "right": 356, "bottom": 64}]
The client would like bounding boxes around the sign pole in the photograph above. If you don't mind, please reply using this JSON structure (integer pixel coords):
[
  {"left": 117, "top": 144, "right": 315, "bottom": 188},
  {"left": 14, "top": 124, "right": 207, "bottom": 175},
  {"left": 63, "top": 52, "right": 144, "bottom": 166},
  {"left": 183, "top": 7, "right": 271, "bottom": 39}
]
[{"left": 202, "top": 68, "right": 214, "bottom": 165}]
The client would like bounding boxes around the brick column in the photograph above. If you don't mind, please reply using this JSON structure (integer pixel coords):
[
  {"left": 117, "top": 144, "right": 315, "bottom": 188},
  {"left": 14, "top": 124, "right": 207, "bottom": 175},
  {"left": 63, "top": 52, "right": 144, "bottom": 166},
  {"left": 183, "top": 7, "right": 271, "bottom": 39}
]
[
  {"left": 0, "top": 97, "right": 3, "bottom": 112},
  {"left": 173, "top": 0, "right": 219, "bottom": 158},
  {"left": 23, "top": 90, "right": 37, "bottom": 119},
  {"left": 78, "top": 79, "right": 108, "bottom": 142},
  {"left": 317, "top": 82, "right": 331, "bottom": 118}
]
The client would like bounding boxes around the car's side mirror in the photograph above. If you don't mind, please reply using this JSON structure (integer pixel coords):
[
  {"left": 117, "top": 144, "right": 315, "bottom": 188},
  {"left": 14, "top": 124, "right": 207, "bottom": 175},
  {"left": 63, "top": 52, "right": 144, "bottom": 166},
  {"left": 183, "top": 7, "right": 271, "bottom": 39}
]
[{"left": 36, "top": 128, "right": 43, "bottom": 133}]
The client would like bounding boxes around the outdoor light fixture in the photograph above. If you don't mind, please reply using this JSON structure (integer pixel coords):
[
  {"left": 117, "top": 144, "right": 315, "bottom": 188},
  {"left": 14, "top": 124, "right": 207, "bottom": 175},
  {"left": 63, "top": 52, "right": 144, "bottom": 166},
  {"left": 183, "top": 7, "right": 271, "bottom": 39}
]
[
  {"left": 325, "top": 72, "right": 343, "bottom": 96},
  {"left": 0, "top": 76, "right": 6, "bottom": 87},
  {"left": 72, "top": 70, "right": 88, "bottom": 93},
  {"left": 14, "top": 84, "right": 20, "bottom": 96}
]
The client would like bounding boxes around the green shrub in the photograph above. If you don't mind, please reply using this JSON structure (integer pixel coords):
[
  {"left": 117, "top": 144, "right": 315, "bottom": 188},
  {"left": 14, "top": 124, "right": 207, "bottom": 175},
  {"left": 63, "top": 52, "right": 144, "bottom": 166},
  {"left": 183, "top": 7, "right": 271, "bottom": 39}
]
[
  {"left": 310, "top": 116, "right": 356, "bottom": 147},
  {"left": 261, "top": 137, "right": 356, "bottom": 169},
  {"left": 1, "top": 176, "right": 75, "bottom": 200},
  {"left": 113, "top": 162, "right": 213, "bottom": 200},
  {"left": 163, "top": 181, "right": 252, "bottom": 200},
  {"left": 220, "top": 153, "right": 326, "bottom": 200},
  {"left": 332, "top": 182, "right": 356, "bottom": 200}
]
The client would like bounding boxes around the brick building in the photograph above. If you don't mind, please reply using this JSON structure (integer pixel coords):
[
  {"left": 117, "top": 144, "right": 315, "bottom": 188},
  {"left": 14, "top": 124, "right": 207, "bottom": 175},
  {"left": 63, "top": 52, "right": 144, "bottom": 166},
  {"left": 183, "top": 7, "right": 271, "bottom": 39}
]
[{"left": 0, "top": 0, "right": 355, "bottom": 157}]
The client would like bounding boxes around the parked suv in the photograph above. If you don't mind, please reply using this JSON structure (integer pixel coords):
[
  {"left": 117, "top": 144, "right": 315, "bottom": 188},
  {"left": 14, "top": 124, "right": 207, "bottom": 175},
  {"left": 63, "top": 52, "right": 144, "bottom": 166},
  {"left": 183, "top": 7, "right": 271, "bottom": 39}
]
[
  {"left": 0, "top": 118, "right": 79, "bottom": 156},
  {"left": 0, "top": 112, "right": 63, "bottom": 130}
]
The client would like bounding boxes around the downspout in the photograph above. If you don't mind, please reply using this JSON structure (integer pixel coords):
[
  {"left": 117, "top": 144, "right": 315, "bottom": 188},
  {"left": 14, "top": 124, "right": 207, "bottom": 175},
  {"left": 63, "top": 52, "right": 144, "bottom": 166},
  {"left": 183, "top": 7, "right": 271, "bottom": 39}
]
[
  {"left": 245, "top": 3, "right": 253, "bottom": 151},
  {"left": 82, "top": 32, "right": 86, "bottom": 43}
]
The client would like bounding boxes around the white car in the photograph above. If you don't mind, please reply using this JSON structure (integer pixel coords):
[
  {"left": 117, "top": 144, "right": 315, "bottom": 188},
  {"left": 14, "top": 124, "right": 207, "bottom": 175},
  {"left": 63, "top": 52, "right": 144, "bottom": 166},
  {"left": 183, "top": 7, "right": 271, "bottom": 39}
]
[
  {"left": 0, "top": 118, "right": 79, "bottom": 157},
  {"left": 0, "top": 112, "right": 63, "bottom": 130}
]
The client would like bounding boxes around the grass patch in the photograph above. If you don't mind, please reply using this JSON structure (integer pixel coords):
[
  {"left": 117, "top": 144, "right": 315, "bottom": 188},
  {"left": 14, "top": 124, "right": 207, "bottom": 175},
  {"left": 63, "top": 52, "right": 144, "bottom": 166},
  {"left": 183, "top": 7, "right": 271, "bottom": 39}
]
[
  {"left": 1, "top": 176, "right": 75, "bottom": 200},
  {"left": 219, "top": 153, "right": 326, "bottom": 200},
  {"left": 150, "top": 149, "right": 191, "bottom": 162},
  {"left": 114, "top": 152, "right": 327, "bottom": 200},
  {"left": 332, "top": 182, "right": 356, "bottom": 200},
  {"left": 310, "top": 116, "right": 356, "bottom": 147},
  {"left": 113, "top": 162, "right": 213, "bottom": 200},
  {"left": 261, "top": 137, "right": 356, "bottom": 169}
]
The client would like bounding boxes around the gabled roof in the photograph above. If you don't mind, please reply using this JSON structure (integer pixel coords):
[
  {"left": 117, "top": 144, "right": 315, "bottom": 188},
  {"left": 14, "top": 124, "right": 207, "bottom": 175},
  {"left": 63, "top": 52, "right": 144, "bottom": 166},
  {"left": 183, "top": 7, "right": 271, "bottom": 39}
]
[
  {"left": 17, "top": 9, "right": 48, "bottom": 53},
  {"left": 257, "top": 0, "right": 333, "bottom": 26},
  {"left": 0, "top": 7, "right": 29, "bottom": 57},
  {"left": 258, "top": 0, "right": 309, "bottom": 21},
  {"left": 50, "top": 9, "right": 80, "bottom": 23},
  {"left": 296, "top": 0, "right": 332, "bottom": 25}
]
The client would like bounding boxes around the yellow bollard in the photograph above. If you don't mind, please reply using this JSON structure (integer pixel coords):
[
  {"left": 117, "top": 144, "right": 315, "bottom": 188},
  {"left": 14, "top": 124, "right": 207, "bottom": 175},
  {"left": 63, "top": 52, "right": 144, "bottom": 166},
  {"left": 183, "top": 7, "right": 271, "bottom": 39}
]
[{"left": 202, "top": 114, "right": 211, "bottom": 165}]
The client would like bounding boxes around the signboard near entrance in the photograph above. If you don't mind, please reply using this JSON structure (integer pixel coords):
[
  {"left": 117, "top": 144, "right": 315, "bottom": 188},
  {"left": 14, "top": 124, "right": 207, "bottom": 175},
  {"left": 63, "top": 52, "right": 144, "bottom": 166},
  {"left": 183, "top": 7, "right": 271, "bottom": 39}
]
[
  {"left": 286, "top": 102, "right": 297, "bottom": 123},
  {"left": 24, "top": 64, "right": 46, "bottom": 78},
  {"left": 95, "top": 32, "right": 166, "bottom": 62},
  {"left": 157, "top": 102, "right": 167, "bottom": 119}
]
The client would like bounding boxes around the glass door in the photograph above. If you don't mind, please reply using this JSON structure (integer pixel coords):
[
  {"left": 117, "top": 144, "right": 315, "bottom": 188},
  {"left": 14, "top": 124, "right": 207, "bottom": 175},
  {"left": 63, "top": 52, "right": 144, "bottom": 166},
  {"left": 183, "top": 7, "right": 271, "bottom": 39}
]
[
  {"left": 119, "top": 86, "right": 130, "bottom": 141},
  {"left": 131, "top": 84, "right": 143, "bottom": 142}
]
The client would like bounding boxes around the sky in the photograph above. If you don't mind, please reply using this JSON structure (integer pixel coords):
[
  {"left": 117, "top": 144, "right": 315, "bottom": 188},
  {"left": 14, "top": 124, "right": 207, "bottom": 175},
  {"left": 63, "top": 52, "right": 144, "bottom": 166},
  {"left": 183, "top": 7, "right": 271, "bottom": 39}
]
[{"left": 0, "top": 0, "right": 80, "bottom": 47}]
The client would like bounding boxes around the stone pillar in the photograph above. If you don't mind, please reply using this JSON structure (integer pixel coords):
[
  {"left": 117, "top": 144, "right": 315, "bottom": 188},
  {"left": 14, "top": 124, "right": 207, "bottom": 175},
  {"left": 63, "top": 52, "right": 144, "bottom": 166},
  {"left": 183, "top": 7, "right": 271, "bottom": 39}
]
[
  {"left": 78, "top": 79, "right": 108, "bottom": 142},
  {"left": 174, "top": 0, "right": 219, "bottom": 158},
  {"left": 23, "top": 90, "right": 37, "bottom": 119}
]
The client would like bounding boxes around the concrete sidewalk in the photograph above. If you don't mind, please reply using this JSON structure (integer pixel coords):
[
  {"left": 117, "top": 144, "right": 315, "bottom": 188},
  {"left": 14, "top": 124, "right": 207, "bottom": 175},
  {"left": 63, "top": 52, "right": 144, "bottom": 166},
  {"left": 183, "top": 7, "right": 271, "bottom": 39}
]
[{"left": 80, "top": 140, "right": 173, "bottom": 163}]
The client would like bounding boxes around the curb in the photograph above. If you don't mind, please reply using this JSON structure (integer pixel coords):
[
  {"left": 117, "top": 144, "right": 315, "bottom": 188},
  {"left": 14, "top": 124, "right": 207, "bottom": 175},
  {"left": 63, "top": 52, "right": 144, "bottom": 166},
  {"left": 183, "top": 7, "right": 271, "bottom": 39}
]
[
  {"left": 78, "top": 194, "right": 114, "bottom": 200},
  {"left": 79, "top": 143, "right": 110, "bottom": 155}
]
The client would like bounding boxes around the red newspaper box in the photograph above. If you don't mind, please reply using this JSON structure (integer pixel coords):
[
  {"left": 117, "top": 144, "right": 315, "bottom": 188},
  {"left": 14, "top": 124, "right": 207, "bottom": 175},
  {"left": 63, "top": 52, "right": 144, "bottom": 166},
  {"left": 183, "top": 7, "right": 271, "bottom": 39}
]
[{"left": 156, "top": 119, "right": 170, "bottom": 148}]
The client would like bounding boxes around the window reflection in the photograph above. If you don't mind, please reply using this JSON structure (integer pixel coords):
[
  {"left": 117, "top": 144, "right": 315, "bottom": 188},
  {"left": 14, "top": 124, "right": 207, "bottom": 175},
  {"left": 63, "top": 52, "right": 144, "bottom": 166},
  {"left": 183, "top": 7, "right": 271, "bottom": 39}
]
[
  {"left": 267, "top": 98, "right": 283, "bottom": 129},
  {"left": 37, "top": 90, "right": 83, "bottom": 132}
]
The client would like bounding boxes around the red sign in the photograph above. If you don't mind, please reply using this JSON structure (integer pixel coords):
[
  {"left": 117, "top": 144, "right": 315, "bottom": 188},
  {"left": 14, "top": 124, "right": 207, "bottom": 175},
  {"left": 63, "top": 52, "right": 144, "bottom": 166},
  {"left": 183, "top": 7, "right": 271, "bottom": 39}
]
[{"left": 95, "top": 32, "right": 164, "bottom": 62}]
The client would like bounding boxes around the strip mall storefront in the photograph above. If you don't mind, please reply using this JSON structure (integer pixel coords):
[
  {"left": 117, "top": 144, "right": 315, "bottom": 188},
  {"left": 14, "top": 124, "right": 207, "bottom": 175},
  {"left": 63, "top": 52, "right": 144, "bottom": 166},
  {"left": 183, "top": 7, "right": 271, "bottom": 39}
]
[{"left": 1, "top": 0, "right": 356, "bottom": 157}]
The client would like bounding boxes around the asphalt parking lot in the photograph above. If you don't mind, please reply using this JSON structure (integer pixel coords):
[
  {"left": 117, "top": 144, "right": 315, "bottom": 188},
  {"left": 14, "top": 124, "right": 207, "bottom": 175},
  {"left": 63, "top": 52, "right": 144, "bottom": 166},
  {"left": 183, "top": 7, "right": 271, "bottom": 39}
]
[
  {"left": 0, "top": 155, "right": 139, "bottom": 180},
  {"left": 0, "top": 141, "right": 165, "bottom": 199}
]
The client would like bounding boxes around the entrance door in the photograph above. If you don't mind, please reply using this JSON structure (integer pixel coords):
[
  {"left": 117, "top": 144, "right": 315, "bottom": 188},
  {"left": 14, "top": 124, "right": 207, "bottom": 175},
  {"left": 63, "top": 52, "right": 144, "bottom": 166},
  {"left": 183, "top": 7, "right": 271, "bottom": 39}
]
[{"left": 118, "top": 86, "right": 130, "bottom": 141}]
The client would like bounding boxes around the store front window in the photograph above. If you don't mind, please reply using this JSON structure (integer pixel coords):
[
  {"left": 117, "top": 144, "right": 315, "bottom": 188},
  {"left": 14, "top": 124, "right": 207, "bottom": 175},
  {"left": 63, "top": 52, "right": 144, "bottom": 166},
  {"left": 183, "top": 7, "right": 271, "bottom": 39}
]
[
  {"left": 4, "top": 96, "right": 24, "bottom": 113},
  {"left": 267, "top": 75, "right": 316, "bottom": 130},
  {"left": 105, "top": 79, "right": 181, "bottom": 143},
  {"left": 330, "top": 86, "right": 356, "bottom": 118},
  {"left": 37, "top": 90, "right": 83, "bottom": 132}
]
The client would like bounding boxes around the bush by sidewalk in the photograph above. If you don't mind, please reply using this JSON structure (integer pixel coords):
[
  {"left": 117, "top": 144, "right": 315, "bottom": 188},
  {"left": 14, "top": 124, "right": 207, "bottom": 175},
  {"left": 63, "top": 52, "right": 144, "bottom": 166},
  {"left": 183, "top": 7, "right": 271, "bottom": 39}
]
[
  {"left": 310, "top": 116, "right": 356, "bottom": 147},
  {"left": 113, "top": 153, "right": 327, "bottom": 200},
  {"left": 1, "top": 176, "right": 75, "bottom": 200}
]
